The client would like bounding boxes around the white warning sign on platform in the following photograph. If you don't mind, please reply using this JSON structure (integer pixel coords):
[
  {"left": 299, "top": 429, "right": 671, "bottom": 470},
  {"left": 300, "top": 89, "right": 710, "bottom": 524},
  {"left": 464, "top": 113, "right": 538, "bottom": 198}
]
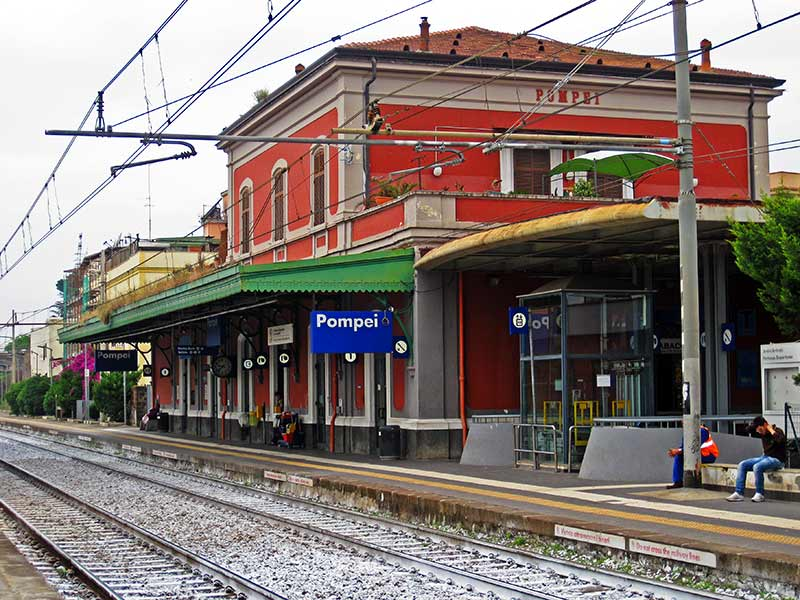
[
  {"left": 555, "top": 524, "right": 625, "bottom": 550},
  {"left": 287, "top": 474, "right": 314, "bottom": 487},
  {"left": 152, "top": 449, "right": 179, "bottom": 460},
  {"left": 264, "top": 470, "right": 288, "bottom": 482},
  {"left": 628, "top": 538, "right": 717, "bottom": 568}
]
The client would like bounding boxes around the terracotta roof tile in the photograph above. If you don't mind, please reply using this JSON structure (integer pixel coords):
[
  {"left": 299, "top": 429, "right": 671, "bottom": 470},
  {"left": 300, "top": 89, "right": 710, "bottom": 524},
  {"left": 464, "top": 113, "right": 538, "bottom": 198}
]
[{"left": 345, "top": 25, "right": 769, "bottom": 79}]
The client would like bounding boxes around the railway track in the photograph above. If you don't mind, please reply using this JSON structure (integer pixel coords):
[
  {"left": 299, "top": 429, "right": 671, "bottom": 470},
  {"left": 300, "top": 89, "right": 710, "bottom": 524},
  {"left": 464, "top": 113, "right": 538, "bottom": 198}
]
[
  {"left": 0, "top": 454, "right": 288, "bottom": 600},
  {"left": 0, "top": 427, "right": 727, "bottom": 600}
]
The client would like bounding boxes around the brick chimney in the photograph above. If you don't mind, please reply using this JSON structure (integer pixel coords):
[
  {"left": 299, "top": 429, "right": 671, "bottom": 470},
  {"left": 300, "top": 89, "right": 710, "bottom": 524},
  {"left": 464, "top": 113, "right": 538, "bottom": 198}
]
[
  {"left": 419, "top": 17, "right": 430, "bottom": 52},
  {"left": 295, "top": 63, "right": 305, "bottom": 75},
  {"left": 700, "top": 39, "right": 712, "bottom": 71}
]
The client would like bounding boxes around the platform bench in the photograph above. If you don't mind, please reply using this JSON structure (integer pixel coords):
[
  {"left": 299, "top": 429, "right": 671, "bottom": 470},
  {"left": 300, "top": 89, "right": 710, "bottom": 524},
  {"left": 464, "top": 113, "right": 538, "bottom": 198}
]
[{"left": 702, "top": 462, "right": 800, "bottom": 501}]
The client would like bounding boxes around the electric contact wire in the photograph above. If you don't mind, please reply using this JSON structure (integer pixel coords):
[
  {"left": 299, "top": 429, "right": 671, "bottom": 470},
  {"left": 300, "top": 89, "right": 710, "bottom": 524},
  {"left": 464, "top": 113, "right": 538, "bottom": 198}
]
[
  {"left": 337, "top": 0, "right": 601, "bottom": 131},
  {"left": 111, "top": 0, "right": 434, "bottom": 129},
  {"left": 410, "top": 134, "right": 800, "bottom": 246},
  {"left": 497, "top": 0, "right": 647, "bottom": 144},
  {"left": 505, "top": 8, "right": 800, "bottom": 135},
  {"left": 386, "top": 0, "right": 707, "bottom": 128},
  {"left": 0, "top": 0, "right": 190, "bottom": 268},
  {"left": 0, "top": 0, "right": 303, "bottom": 282},
  {"left": 52, "top": 0, "right": 433, "bottom": 306}
]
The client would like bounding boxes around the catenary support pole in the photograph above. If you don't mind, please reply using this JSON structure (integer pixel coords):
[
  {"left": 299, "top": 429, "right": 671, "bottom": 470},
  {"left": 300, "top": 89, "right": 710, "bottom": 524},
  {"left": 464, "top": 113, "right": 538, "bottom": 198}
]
[
  {"left": 123, "top": 371, "right": 127, "bottom": 426},
  {"left": 10, "top": 311, "right": 16, "bottom": 386},
  {"left": 673, "top": 0, "right": 702, "bottom": 487}
]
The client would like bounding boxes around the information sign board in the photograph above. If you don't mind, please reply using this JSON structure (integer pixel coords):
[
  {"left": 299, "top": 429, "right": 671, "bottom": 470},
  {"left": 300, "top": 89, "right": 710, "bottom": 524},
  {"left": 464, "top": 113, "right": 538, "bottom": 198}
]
[
  {"left": 310, "top": 310, "right": 393, "bottom": 354},
  {"left": 95, "top": 350, "right": 137, "bottom": 372}
]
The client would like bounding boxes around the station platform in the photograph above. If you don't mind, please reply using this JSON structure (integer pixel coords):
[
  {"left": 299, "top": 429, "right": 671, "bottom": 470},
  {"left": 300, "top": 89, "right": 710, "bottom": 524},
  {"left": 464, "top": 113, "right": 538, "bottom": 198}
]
[
  {"left": 0, "top": 528, "right": 61, "bottom": 600},
  {"left": 2, "top": 414, "right": 799, "bottom": 588}
]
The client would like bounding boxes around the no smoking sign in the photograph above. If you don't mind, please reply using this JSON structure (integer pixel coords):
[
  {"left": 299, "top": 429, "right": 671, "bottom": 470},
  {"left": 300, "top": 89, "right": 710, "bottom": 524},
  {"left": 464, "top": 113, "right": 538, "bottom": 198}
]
[{"left": 393, "top": 336, "right": 410, "bottom": 359}]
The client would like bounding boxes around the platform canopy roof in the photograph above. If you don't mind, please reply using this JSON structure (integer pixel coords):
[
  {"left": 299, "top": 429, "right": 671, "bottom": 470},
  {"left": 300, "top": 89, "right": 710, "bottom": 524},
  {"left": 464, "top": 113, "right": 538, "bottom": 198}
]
[
  {"left": 59, "top": 249, "right": 415, "bottom": 344},
  {"left": 414, "top": 199, "right": 762, "bottom": 273}
]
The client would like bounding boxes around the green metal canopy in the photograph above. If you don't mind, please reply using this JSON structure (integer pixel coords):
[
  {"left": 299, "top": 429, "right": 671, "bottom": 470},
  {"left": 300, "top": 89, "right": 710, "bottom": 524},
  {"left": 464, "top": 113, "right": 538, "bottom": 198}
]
[
  {"left": 549, "top": 150, "right": 674, "bottom": 181},
  {"left": 59, "top": 248, "right": 415, "bottom": 343}
]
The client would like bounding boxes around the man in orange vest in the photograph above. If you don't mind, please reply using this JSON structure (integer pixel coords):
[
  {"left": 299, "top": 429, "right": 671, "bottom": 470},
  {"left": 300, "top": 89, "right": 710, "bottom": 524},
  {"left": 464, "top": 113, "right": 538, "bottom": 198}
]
[{"left": 666, "top": 425, "right": 719, "bottom": 489}]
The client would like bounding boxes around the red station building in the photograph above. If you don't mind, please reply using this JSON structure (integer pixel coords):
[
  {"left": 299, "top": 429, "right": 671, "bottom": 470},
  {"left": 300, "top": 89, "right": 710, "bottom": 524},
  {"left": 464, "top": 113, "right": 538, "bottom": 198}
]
[{"left": 60, "top": 19, "right": 786, "bottom": 459}]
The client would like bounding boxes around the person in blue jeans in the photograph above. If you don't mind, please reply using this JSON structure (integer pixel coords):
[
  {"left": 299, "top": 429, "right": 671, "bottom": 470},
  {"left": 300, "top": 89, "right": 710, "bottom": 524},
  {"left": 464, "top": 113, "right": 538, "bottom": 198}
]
[
  {"left": 727, "top": 416, "right": 786, "bottom": 503},
  {"left": 666, "top": 425, "right": 718, "bottom": 489}
]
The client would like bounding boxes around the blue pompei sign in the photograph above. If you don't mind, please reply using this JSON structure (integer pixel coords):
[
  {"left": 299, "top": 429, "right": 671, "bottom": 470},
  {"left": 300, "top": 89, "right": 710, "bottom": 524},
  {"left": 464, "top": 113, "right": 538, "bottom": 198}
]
[{"left": 310, "top": 310, "right": 394, "bottom": 354}]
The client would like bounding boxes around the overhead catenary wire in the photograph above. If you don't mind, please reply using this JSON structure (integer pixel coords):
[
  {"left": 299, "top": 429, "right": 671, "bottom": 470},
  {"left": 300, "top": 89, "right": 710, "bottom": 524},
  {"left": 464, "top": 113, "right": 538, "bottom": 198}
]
[
  {"left": 0, "top": 0, "right": 304, "bottom": 282},
  {"left": 111, "top": 0, "right": 434, "bottom": 129},
  {"left": 14, "top": 1, "right": 800, "bottom": 290},
  {"left": 0, "top": 0, "right": 190, "bottom": 272},
  {"left": 383, "top": 0, "right": 707, "bottom": 128},
  {"left": 21, "top": 0, "right": 611, "bottom": 290},
  {"left": 495, "top": 0, "right": 648, "bottom": 145},
  {"left": 43, "top": 1, "right": 441, "bottom": 310}
]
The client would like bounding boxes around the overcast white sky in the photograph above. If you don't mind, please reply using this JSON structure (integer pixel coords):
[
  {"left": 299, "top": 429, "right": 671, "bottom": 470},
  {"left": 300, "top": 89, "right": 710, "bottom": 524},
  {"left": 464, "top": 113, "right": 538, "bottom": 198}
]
[{"left": 1, "top": 0, "right": 797, "bottom": 338}]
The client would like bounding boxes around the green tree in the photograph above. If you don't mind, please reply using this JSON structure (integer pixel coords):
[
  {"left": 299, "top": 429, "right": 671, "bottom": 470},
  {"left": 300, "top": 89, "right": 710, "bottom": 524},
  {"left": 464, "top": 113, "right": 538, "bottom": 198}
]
[
  {"left": 43, "top": 369, "right": 82, "bottom": 417},
  {"left": 4, "top": 381, "right": 25, "bottom": 415},
  {"left": 91, "top": 371, "right": 139, "bottom": 422},
  {"left": 253, "top": 88, "right": 269, "bottom": 103},
  {"left": 730, "top": 188, "right": 800, "bottom": 338},
  {"left": 17, "top": 375, "right": 50, "bottom": 416},
  {"left": 4, "top": 334, "right": 30, "bottom": 353}
]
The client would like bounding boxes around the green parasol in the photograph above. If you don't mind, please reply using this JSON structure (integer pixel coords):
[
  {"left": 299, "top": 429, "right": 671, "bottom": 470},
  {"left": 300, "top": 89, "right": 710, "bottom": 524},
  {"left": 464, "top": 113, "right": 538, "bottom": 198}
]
[{"left": 549, "top": 150, "right": 674, "bottom": 181}]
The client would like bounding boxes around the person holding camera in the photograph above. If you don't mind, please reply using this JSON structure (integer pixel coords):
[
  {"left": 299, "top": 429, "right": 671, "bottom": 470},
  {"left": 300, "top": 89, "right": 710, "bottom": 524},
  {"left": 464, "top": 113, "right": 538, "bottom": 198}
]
[{"left": 726, "top": 416, "right": 786, "bottom": 503}]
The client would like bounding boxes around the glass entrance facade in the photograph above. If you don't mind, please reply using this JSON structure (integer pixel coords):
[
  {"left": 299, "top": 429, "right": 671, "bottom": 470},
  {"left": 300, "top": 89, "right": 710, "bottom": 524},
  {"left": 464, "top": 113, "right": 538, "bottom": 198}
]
[{"left": 519, "top": 288, "right": 654, "bottom": 463}]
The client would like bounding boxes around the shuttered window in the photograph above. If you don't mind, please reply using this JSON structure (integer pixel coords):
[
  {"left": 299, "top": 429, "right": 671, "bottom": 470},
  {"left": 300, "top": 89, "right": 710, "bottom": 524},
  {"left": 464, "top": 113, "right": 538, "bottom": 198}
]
[
  {"left": 593, "top": 173, "right": 623, "bottom": 198},
  {"left": 273, "top": 169, "right": 286, "bottom": 241},
  {"left": 312, "top": 148, "right": 325, "bottom": 227},
  {"left": 513, "top": 149, "right": 550, "bottom": 195},
  {"left": 240, "top": 188, "right": 251, "bottom": 254}
]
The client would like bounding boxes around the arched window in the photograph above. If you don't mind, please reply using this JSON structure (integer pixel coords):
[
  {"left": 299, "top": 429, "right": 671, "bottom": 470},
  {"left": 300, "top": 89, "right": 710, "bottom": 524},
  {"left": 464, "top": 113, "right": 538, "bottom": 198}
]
[
  {"left": 273, "top": 168, "right": 287, "bottom": 241},
  {"left": 240, "top": 187, "right": 251, "bottom": 254},
  {"left": 311, "top": 147, "right": 325, "bottom": 227}
]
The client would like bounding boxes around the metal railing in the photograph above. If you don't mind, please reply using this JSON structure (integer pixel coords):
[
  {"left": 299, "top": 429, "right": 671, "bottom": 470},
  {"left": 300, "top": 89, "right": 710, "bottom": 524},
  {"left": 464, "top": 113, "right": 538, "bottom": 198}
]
[
  {"left": 513, "top": 423, "right": 558, "bottom": 470},
  {"left": 566, "top": 425, "right": 593, "bottom": 473},
  {"left": 471, "top": 413, "right": 520, "bottom": 424},
  {"left": 786, "top": 403, "right": 799, "bottom": 469},
  {"left": 592, "top": 414, "right": 757, "bottom": 433}
]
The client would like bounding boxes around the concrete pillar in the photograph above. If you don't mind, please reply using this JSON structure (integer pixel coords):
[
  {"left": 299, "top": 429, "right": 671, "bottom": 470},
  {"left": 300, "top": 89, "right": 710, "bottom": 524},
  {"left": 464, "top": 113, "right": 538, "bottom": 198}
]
[
  {"left": 713, "top": 244, "right": 730, "bottom": 418},
  {"left": 409, "top": 270, "right": 459, "bottom": 457},
  {"left": 702, "top": 246, "right": 717, "bottom": 418}
]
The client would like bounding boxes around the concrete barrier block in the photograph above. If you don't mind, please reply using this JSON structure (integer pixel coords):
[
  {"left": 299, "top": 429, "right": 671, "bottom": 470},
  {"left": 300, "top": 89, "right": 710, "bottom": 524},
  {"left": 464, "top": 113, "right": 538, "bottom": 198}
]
[{"left": 460, "top": 423, "right": 515, "bottom": 466}]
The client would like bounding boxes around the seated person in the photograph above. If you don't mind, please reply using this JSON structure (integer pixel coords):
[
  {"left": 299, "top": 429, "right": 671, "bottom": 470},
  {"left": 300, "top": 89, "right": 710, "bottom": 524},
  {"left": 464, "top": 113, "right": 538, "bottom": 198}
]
[
  {"left": 727, "top": 416, "right": 786, "bottom": 503},
  {"left": 666, "top": 425, "right": 718, "bottom": 489}
]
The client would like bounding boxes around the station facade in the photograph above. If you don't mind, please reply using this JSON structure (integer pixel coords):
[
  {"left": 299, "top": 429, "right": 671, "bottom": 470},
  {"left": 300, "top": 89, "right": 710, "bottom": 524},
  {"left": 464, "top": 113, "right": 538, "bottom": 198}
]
[{"left": 59, "top": 20, "right": 786, "bottom": 458}]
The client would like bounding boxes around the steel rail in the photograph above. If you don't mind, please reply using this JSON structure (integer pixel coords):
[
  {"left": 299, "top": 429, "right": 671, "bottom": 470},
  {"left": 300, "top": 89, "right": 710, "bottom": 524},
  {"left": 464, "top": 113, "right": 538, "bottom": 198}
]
[
  {"left": 1, "top": 427, "right": 728, "bottom": 600},
  {"left": 0, "top": 455, "right": 289, "bottom": 600},
  {"left": 0, "top": 495, "right": 121, "bottom": 600}
]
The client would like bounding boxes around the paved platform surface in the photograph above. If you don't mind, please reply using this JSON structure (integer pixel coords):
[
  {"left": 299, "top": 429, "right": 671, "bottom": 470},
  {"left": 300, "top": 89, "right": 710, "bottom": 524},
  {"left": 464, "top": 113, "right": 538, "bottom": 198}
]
[
  {"left": 2, "top": 415, "right": 799, "bottom": 583},
  {"left": 0, "top": 528, "right": 60, "bottom": 600}
]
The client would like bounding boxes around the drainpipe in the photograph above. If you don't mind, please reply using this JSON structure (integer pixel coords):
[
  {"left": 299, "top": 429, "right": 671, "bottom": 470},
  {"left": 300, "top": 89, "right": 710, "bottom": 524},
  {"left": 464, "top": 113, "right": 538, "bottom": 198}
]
[
  {"left": 458, "top": 273, "right": 468, "bottom": 448},
  {"left": 363, "top": 57, "right": 377, "bottom": 200},
  {"left": 747, "top": 86, "right": 756, "bottom": 201},
  {"left": 329, "top": 354, "right": 338, "bottom": 453}
]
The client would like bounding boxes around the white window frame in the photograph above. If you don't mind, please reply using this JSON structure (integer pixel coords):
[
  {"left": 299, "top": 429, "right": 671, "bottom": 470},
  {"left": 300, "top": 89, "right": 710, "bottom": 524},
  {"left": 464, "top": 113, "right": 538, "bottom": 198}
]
[{"left": 237, "top": 178, "right": 254, "bottom": 257}]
